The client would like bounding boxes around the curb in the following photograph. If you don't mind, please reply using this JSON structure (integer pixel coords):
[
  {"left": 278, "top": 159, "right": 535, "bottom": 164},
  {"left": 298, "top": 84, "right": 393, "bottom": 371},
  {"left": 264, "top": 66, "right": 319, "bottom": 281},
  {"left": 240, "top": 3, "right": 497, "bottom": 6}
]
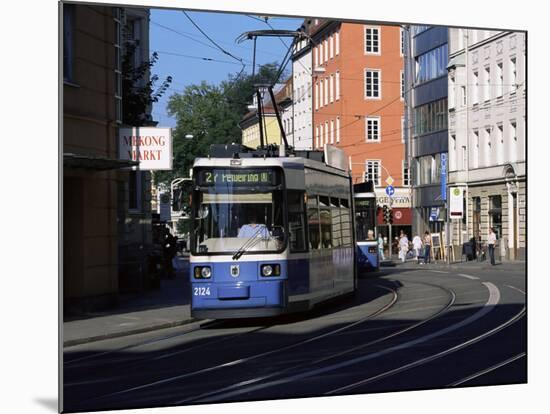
[{"left": 63, "top": 317, "right": 200, "bottom": 348}]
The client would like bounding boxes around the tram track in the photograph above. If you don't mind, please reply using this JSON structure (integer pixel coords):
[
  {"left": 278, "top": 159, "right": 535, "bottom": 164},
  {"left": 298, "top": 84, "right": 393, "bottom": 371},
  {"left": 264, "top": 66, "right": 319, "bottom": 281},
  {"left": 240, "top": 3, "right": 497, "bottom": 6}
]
[
  {"left": 178, "top": 279, "right": 456, "bottom": 404},
  {"left": 81, "top": 283, "right": 400, "bottom": 403}
]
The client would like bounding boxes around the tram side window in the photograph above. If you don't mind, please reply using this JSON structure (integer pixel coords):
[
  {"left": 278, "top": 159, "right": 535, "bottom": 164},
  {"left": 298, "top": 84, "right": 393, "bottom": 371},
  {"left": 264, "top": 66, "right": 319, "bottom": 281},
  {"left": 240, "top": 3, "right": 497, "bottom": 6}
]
[
  {"left": 319, "top": 196, "right": 332, "bottom": 248},
  {"left": 287, "top": 191, "right": 307, "bottom": 252},
  {"left": 340, "top": 198, "right": 352, "bottom": 247},
  {"left": 307, "top": 195, "right": 321, "bottom": 250},
  {"left": 331, "top": 197, "right": 341, "bottom": 247}
]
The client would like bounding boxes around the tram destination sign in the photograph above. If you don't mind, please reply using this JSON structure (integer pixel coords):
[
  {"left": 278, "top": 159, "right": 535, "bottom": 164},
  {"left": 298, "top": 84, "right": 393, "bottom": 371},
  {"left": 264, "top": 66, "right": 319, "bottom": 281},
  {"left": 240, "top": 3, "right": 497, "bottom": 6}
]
[{"left": 198, "top": 169, "right": 277, "bottom": 186}]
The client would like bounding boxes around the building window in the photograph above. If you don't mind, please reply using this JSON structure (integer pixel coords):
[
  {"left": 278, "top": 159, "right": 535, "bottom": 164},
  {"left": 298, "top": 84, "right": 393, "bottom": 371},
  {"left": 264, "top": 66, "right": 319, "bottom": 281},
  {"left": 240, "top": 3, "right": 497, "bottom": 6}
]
[
  {"left": 462, "top": 145, "right": 467, "bottom": 171},
  {"left": 449, "top": 74, "right": 456, "bottom": 110},
  {"left": 450, "top": 134, "right": 456, "bottom": 170},
  {"left": 484, "top": 127, "right": 492, "bottom": 166},
  {"left": 365, "top": 69, "right": 381, "bottom": 99},
  {"left": 335, "top": 30, "right": 340, "bottom": 55},
  {"left": 402, "top": 160, "right": 410, "bottom": 186},
  {"left": 509, "top": 120, "right": 517, "bottom": 162},
  {"left": 329, "top": 34, "right": 334, "bottom": 59},
  {"left": 496, "top": 62, "right": 503, "bottom": 98},
  {"left": 365, "top": 160, "right": 381, "bottom": 186},
  {"left": 472, "top": 70, "right": 479, "bottom": 105},
  {"left": 315, "top": 82, "right": 319, "bottom": 110},
  {"left": 401, "top": 116, "right": 405, "bottom": 143},
  {"left": 472, "top": 196, "right": 481, "bottom": 240},
  {"left": 484, "top": 65, "right": 491, "bottom": 102},
  {"left": 324, "top": 77, "right": 329, "bottom": 106},
  {"left": 413, "top": 98, "right": 448, "bottom": 136},
  {"left": 324, "top": 38, "right": 328, "bottom": 62},
  {"left": 335, "top": 71, "right": 340, "bottom": 100},
  {"left": 509, "top": 57, "right": 517, "bottom": 94},
  {"left": 329, "top": 74, "right": 334, "bottom": 103},
  {"left": 325, "top": 121, "right": 329, "bottom": 145},
  {"left": 330, "top": 119, "right": 335, "bottom": 144},
  {"left": 319, "top": 42, "right": 323, "bottom": 65},
  {"left": 400, "top": 28, "right": 404, "bottom": 56},
  {"left": 496, "top": 123, "right": 504, "bottom": 165},
  {"left": 461, "top": 85, "right": 466, "bottom": 107},
  {"left": 401, "top": 71, "right": 405, "bottom": 100},
  {"left": 314, "top": 46, "right": 319, "bottom": 67},
  {"left": 114, "top": 8, "right": 123, "bottom": 124},
  {"left": 365, "top": 27, "right": 380, "bottom": 54},
  {"left": 489, "top": 195, "right": 502, "bottom": 239},
  {"left": 366, "top": 117, "right": 380, "bottom": 142},
  {"left": 63, "top": 4, "right": 74, "bottom": 82},
  {"left": 319, "top": 80, "right": 323, "bottom": 107},
  {"left": 336, "top": 117, "right": 340, "bottom": 143},
  {"left": 415, "top": 43, "right": 448, "bottom": 84},
  {"left": 472, "top": 129, "right": 479, "bottom": 169}
]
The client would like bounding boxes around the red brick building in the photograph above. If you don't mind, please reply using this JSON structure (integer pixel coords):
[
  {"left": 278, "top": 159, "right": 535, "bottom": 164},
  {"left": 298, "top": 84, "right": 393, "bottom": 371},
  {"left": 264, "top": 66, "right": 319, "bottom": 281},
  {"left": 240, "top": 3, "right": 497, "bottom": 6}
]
[{"left": 310, "top": 20, "right": 410, "bottom": 237}]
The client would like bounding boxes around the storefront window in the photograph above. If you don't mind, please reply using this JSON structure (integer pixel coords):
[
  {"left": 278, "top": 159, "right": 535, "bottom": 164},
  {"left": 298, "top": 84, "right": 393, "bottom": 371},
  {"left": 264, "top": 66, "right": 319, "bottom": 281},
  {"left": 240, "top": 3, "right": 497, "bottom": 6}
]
[{"left": 489, "top": 195, "right": 502, "bottom": 240}]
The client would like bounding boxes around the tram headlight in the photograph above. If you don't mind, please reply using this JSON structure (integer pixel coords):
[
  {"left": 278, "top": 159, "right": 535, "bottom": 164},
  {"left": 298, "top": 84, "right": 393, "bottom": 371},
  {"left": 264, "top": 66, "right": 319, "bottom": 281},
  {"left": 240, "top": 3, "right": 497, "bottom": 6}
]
[
  {"left": 201, "top": 266, "right": 212, "bottom": 279},
  {"left": 194, "top": 266, "right": 212, "bottom": 279},
  {"left": 261, "top": 264, "right": 281, "bottom": 277}
]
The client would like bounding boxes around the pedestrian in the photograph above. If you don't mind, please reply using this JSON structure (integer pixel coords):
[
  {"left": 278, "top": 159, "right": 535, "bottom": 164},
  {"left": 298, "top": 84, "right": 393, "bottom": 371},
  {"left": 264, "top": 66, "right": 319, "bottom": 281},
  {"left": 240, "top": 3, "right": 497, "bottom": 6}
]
[
  {"left": 378, "top": 233, "right": 385, "bottom": 261},
  {"left": 412, "top": 233, "right": 423, "bottom": 263},
  {"left": 423, "top": 231, "right": 432, "bottom": 264},
  {"left": 487, "top": 227, "right": 497, "bottom": 265},
  {"left": 163, "top": 227, "right": 177, "bottom": 278},
  {"left": 398, "top": 231, "right": 409, "bottom": 263}
]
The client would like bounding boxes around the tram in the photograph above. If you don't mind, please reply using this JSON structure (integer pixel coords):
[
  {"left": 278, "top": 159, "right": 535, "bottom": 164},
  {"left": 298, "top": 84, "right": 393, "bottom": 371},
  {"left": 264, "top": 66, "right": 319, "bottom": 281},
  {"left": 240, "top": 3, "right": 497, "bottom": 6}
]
[
  {"left": 189, "top": 144, "right": 356, "bottom": 319},
  {"left": 353, "top": 182, "right": 379, "bottom": 273}
]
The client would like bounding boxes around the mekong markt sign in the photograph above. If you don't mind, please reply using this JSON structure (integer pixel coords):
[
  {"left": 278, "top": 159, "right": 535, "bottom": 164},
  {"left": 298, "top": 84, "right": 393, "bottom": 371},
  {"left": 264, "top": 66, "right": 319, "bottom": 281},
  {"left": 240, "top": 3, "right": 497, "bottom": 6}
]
[{"left": 119, "top": 127, "right": 173, "bottom": 170}]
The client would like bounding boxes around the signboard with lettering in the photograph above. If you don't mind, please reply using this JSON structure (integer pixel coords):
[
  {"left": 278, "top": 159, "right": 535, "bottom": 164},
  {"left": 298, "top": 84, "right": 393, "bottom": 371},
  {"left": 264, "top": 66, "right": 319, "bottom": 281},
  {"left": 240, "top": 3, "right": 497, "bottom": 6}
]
[
  {"left": 450, "top": 187, "right": 464, "bottom": 219},
  {"left": 440, "top": 153, "right": 447, "bottom": 201},
  {"left": 375, "top": 187, "right": 412, "bottom": 208},
  {"left": 197, "top": 169, "right": 278, "bottom": 186},
  {"left": 119, "top": 127, "right": 172, "bottom": 170}
]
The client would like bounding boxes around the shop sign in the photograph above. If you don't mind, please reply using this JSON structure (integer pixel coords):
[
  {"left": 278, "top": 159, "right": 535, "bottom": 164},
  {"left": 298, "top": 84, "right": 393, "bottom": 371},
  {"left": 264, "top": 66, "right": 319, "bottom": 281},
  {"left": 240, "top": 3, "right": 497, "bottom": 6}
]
[
  {"left": 450, "top": 187, "right": 464, "bottom": 219},
  {"left": 119, "top": 127, "right": 172, "bottom": 170}
]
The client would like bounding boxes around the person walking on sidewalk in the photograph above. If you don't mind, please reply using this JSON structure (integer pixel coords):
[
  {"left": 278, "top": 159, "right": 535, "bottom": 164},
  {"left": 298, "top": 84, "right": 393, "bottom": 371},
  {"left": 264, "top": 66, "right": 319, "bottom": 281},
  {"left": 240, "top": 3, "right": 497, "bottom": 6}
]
[
  {"left": 398, "top": 231, "right": 409, "bottom": 263},
  {"left": 412, "top": 234, "right": 423, "bottom": 263},
  {"left": 423, "top": 231, "right": 432, "bottom": 264},
  {"left": 378, "top": 233, "right": 385, "bottom": 261},
  {"left": 487, "top": 227, "right": 497, "bottom": 265}
]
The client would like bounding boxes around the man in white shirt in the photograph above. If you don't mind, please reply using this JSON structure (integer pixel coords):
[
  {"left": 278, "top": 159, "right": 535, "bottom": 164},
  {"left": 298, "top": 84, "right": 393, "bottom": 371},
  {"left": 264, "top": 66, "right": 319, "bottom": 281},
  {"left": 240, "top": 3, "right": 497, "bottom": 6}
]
[{"left": 487, "top": 227, "right": 497, "bottom": 265}]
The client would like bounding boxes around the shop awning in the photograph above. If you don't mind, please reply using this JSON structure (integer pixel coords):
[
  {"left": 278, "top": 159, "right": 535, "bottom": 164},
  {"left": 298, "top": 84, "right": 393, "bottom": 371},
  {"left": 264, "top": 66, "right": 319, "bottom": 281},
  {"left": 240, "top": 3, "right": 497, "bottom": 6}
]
[{"left": 63, "top": 153, "right": 138, "bottom": 171}]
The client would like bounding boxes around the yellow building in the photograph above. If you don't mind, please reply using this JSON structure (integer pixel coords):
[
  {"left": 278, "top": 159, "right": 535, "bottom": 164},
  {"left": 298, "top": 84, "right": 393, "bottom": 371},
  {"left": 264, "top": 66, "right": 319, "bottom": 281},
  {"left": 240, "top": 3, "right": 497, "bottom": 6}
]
[{"left": 239, "top": 105, "right": 282, "bottom": 149}]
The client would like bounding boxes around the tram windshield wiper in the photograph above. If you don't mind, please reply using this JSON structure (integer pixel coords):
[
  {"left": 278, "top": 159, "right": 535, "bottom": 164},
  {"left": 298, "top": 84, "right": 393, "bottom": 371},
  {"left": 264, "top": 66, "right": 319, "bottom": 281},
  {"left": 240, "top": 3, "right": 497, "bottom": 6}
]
[{"left": 232, "top": 226, "right": 269, "bottom": 261}]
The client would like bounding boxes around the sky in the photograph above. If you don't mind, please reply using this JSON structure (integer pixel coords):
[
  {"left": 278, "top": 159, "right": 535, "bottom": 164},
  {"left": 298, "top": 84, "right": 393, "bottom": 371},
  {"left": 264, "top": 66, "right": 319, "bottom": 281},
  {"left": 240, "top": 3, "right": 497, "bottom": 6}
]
[{"left": 149, "top": 9, "right": 305, "bottom": 128}]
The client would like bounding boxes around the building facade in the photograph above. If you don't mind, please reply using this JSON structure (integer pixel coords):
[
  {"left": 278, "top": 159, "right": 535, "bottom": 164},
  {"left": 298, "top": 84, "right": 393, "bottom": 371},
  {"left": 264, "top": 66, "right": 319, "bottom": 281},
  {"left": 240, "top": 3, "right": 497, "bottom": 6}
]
[
  {"left": 405, "top": 25, "right": 449, "bottom": 235},
  {"left": 447, "top": 29, "right": 526, "bottom": 260},
  {"left": 291, "top": 20, "right": 314, "bottom": 150},
  {"left": 311, "top": 20, "right": 408, "bottom": 238},
  {"left": 63, "top": 4, "right": 155, "bottom": 314}
]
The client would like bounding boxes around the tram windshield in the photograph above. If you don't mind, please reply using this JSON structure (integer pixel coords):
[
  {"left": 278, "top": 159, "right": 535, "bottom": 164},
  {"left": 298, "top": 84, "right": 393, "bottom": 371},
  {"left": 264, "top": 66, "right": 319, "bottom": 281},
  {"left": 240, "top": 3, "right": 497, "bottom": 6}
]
[
  {"left": 192, "top": 168, "right": 285, "bottom": 255},
  {"left": 355, "top": 197, "right": 377, "bottom": 242}
]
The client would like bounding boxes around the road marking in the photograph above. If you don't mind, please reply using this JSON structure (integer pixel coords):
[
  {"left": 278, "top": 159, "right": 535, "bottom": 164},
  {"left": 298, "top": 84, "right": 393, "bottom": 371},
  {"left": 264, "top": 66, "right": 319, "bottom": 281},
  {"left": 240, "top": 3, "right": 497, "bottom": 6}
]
[
  {"left": 458, "top": 273, "right": 479, "bottom": 280},
  {"left": 505, "top": 285, "right": 525, "bottom": 295},
  {"left": 193, "top": 282, "right": 501, "bottom": 402},
  {"left": 449, "top": 352, "right": 526, "bottom": 386},
  {"left": 428, "top": 270, "right": 450, "bottom": 274}
]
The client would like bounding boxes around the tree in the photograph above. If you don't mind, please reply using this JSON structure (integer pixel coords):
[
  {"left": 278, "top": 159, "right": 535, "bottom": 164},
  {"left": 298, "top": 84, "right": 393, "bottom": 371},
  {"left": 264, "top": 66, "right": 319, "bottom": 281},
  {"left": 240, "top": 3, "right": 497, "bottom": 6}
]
[
  {"left": 122, "top": 42, "right": 172, "bottom": 126},
  {"left": 155, "top": 63, "right": 284, "bottom": 186}
]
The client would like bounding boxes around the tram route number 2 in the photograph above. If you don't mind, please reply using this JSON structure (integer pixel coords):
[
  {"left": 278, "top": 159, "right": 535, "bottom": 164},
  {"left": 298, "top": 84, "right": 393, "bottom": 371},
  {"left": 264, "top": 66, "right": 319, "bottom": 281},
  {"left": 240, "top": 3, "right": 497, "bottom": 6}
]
[{"left": 194, "top": 287, "right": 211, "bottom": 296}]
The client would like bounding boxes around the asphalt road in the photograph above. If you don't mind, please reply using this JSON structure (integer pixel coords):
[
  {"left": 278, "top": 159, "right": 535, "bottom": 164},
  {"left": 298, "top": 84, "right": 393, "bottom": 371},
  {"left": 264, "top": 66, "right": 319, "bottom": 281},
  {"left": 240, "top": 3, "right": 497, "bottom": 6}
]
[{"left": 63, "top": 263, "right": 526, "bottom": 413}]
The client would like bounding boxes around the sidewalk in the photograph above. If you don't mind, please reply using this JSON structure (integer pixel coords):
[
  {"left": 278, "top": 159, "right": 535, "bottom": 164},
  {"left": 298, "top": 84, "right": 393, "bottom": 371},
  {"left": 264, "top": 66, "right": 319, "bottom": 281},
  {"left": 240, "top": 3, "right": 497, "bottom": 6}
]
[
  {"left": 63, "top": 256, "right": 197, "bottom": 348},
  {"left": 388, "top": 256, "right": 526, "bottom": 271}
]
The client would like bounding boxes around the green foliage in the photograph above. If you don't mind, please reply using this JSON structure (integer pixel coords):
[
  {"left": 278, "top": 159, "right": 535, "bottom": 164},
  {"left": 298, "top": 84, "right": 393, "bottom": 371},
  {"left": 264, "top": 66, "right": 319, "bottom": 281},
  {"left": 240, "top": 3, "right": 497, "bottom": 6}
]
[
  {"left": 155, "top": 63, "right": 284, "bottom": 186},
  {"left": 122, "top": 43, "right": 173, "bottom": 126}
]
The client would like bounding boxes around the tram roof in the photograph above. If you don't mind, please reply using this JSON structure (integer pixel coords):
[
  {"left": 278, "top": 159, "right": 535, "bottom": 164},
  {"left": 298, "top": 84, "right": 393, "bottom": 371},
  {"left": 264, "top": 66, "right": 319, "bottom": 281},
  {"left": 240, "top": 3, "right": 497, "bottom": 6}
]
[{"left": 193, "top": 154, "right": 349, "bottom": 177}]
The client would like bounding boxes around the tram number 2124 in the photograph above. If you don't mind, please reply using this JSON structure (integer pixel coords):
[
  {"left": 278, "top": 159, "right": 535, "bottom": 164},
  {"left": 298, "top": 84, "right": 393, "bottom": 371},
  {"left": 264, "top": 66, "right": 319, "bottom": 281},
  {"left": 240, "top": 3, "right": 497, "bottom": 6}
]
[{"left": 193, "top": 287, "right": 211, "bottom": 296}]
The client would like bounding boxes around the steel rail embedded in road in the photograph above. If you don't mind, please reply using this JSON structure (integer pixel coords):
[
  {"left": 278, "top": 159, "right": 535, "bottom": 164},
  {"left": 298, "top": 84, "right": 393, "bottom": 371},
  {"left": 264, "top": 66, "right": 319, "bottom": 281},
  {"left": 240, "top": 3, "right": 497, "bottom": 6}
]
[
  {"left": 181, "top": 280, "right": 456, "bottom": 404},
  {"left": 448, "top": 352, "right": 526, "bottom": 387},
  {"left": 84, "top": 284, "right": 399, "bottom": 404}
]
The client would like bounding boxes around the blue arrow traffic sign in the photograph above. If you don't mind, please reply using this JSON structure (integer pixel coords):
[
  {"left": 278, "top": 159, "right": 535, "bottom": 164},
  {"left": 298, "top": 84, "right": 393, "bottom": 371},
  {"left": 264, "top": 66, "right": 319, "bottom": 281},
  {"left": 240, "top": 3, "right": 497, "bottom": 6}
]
[{"left": 385, "top": 185, "right": 395, "bottom": 197}]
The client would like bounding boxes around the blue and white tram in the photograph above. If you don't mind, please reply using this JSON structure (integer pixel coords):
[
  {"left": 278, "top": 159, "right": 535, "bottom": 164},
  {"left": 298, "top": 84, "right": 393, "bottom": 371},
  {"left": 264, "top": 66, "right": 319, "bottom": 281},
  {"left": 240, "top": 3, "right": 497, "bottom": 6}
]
[
  {"left": 353, "top": 182, "right": 379, "bottom": 273},
  {"left": 189, "top": 145, "right": 356, "bottom": 319}
]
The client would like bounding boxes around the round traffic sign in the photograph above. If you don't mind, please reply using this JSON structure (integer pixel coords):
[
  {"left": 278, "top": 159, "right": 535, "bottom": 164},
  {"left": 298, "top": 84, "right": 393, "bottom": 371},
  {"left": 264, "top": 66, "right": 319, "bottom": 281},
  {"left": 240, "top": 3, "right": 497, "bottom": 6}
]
[
  {"left": 385, "top": 185, "right": 395, "bottom": 197},
  {"left": 394, "top": 210, "right": 402, "bottom": 220}
]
